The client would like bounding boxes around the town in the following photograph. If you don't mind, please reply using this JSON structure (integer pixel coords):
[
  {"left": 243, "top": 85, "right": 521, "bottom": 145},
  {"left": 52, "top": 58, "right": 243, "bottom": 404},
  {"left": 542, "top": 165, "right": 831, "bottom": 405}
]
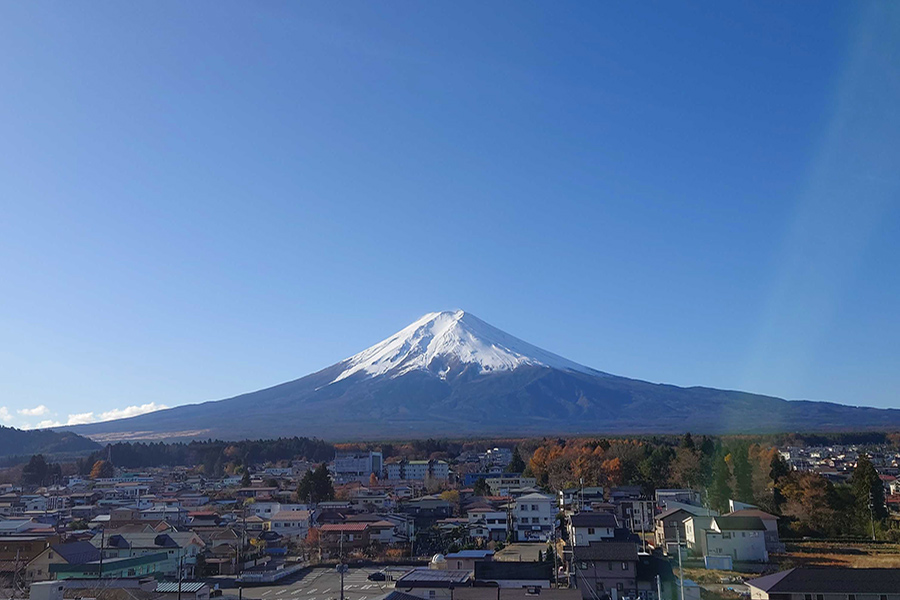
[{"left": 1, "top": 434, "right": 899, "bottom": 600}]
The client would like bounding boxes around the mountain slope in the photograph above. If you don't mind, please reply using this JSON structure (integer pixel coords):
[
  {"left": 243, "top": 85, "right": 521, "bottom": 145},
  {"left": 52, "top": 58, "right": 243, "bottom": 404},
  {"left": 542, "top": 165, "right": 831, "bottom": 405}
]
[
  {"left": 59, "top": 310, "right": 900, "bottom": 441},
  {"left": 0, "top": 426, "right": 100, "bottom": 459}
]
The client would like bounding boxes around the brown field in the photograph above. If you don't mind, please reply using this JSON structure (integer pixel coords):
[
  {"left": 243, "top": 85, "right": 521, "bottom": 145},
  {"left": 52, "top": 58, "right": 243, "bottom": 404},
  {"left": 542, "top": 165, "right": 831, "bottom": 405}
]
[{"left": 777, "top": 540, "right": 900, "bottom": 568}]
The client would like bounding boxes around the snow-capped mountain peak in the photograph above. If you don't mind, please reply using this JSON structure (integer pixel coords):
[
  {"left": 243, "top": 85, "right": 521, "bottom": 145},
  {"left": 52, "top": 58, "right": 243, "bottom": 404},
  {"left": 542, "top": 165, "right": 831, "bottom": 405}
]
[{"left": 331, "top": 310, "right": 600, "bottom": 384}]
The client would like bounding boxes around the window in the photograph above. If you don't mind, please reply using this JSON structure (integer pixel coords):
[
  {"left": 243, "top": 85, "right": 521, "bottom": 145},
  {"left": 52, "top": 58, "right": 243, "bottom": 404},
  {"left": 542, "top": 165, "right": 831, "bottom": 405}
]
[
  {"left": 816, "top": 596, "right": 823, "bottom": 600},
  {"left": 608, "top": 562, "right": 613, "bottom": 570},
  {"left": 621, "top": 562, "right": 628, "bottom": 570},
  {"left": 804, "top": 595, "right": 812, "bottom": 600},
  {"left": 531, "top": 505, "right": 538, "bottom": 511},
  {"left": 588, "top": 528, "right": 595, "bottom": 534},
  {"left": 848, "top": 595, "right": 856, "bottom": 600},
  {"left": 521, "top": 505, "right": 528, "bottom": 511}
]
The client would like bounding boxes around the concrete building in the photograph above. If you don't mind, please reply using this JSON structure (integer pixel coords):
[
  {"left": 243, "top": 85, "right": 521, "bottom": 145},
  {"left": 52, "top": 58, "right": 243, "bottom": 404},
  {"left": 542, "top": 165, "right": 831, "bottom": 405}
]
[
  {"left": 514, "top": 493, "right": 555, "bottom": 542},
  {"left": 332, "top": 451, "right": 383, "bottom": 484}
]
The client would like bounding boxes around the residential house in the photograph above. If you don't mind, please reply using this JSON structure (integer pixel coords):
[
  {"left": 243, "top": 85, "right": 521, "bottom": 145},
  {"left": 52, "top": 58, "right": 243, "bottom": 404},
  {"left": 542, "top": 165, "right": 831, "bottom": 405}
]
[
  {"left": 558, "top": 488, "right": 604, "bottom": 512},
  {"left": 683, "top": 515, "right": 768, "bottom": 562},
  {"left": 26, "top": 542, "right": 99, "bottom": 582},
  {"left": 248, "top": 502, "right": 308, "bottom": 519},
  {"left": 266, "top": 510, "right": 310, "bottom": 541},
  {"left": 466, "top": 508, "right": 507, "bottom": 542},
  {"left": 474, "top": 561, "right": 551, "bottom": 588},
  {"left": 568, "top": 513, "right": 617, "bottom": 546},
  {"left": 91, "top": 531, "right": 205, "bottom": 577},
  {"left": 654, "top": 506, "right": 714, "bottom": 553},
  {"left": 726, "top": 509, "right": 782, "bottom": 553},
  {"left": 747, "top": 568, "right": 900, "bottom": 598},
  {"left": 654, "top": 490, "right": 702, "bottom": 510},
  {"left": 394, "top": 568, "right": 472, "bottom": 600},
  {"left": 442, "top": 550, "right": 493, "bottom": 571},
  {"left": 318, "top": 523, "right": 370, "bottom": 553},
  {"left": 571, "top": 542, "right": 639, "bottom": 600}
]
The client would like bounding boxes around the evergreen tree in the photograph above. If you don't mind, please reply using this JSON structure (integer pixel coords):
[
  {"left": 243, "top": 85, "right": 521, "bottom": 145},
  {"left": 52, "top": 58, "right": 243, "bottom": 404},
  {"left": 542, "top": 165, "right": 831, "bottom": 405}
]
[
  {"left": 769, "top": 453, "right": 790, "bottom": 512},
  {"left": 298, "top": 463, "right": 335, "bottom": 503},
  {"left": 241, "top": 470, "right": 252, "bottom": 487},
  {"left": 473, "top": 477, "right": 491, "bottom": 497},
  {"left": 22, "top": 455, "right": 49, "bottom": 487},
  {"left": 508, "top": 447, "right": 526, "bottom": 474},
  {"left": 708, "top": 453, "right": 732, "bottom": 513},
  {"left": 851, "top": 454, "right": 887, "bottom": 533},
  {"left": 732, "top": 445, "right": 754, "bottom": 503},
  {"left": 680, "top": 433, "right": 695, "bottom": 451}
]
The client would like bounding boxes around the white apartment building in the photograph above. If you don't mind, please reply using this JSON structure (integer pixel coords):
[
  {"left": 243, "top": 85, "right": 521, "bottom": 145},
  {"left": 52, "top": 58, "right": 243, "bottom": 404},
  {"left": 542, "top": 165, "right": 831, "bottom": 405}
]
[
  {"left": 513, "top": 492, "right": 555, "bottom": 542},
  {"left": 385, "top": 460, "right": 449, "bottom": 481}
]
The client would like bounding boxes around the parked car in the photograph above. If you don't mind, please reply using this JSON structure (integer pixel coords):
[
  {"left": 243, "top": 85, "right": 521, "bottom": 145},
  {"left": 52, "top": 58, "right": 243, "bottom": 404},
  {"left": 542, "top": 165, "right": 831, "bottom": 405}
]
[{"left": 367, "top": 572, "right": 387, "bottom": 581}]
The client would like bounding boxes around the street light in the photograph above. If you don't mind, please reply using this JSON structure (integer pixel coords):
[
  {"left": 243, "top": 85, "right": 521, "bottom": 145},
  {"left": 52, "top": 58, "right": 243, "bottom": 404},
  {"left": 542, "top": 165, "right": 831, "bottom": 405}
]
[{"left": 336, "top": 563, "right": 348, "bottom": 600}]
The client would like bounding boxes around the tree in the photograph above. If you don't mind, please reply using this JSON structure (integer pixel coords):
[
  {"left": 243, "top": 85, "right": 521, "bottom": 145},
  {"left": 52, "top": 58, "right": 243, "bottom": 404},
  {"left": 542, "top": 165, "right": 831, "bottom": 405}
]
[
  {"left": 369, "top": 472, "right": 378, "bottom": 487},
  {"left": 732, "top": 445, "right": 754, "bottom": 504},
  {"left": 440, "top": 490, "right": 461, "bottom": 515},
  {"left": 680, "top": 433, "right": 695, "bottom": 451},
  {"left": 508, "top": 447, "right": 526, "bottom": 474},
  {"left": 473, "top": 477, "right": 491, "bottom": 497},
  {"left": 297, "top": 463, "right": 335, "bottom": 504},
  {"left": 708, "top": 453, "right": 732, "bottom": 513},
  {"left": 90, "top": 460, "right": 114, "bottom": 480},
  {"left": 851, "top": 454, "right": 887, "bottom": 534},
  {"left": 671, "top": 448, "right": 702, "bottom": 489},
  {"left": 768, "top": 453, "right": 791, "bottom": 512},
  {"left": 241, "top": 470, "right": 252, "bottom": 487},
  {"left": 22, "top": 455, "right": 50, "bottom": 487}
]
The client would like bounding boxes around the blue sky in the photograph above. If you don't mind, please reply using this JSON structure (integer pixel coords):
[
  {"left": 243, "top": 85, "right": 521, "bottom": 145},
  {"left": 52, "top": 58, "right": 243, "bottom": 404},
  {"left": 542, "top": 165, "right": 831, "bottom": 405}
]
[{"left": 1, "top": 2, "right": 898, "bottom": 429}]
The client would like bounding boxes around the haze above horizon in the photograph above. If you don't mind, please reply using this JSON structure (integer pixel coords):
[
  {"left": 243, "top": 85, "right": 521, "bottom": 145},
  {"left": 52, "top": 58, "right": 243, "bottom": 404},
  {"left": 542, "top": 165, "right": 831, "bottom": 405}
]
[{"left": 1, "top": 2, "right": 898, "bottom": 430}]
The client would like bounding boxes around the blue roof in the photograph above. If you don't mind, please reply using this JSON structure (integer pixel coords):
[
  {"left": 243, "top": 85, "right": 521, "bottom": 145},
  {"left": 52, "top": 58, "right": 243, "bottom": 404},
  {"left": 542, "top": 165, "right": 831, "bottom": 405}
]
[{"left": 444, "top": 550, "right": 494, "bottom": 559}]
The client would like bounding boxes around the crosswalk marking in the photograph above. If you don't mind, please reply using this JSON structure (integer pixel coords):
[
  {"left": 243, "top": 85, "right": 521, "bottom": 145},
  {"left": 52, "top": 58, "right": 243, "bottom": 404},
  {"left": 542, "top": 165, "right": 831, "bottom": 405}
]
[{"left": 262, "top": 592, "right": 272, "bottom": 597}]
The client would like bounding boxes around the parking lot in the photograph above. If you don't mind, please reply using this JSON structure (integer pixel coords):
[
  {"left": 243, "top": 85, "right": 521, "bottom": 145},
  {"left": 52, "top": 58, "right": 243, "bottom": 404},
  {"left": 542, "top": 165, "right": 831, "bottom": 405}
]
[{"left": 232, "top": 567, "right": 396, "bottom": 600}]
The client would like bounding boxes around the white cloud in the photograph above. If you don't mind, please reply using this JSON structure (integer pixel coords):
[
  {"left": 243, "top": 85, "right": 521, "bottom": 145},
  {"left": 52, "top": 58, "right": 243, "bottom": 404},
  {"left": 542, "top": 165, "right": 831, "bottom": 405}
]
[
  {"left": 21, "top": 402, "right": 169, "bottom": 430},
  {"left": 99, "top": 402, "right": 168, "bottom": 421},
  {"left": 65, "top": 412, "right": 96, "bottom": 425},
  {"left": 18, "top": 405, "right": 50, "bottom": 417},
  {"left": 0, "top": 407, "right": 13, "bottom": 423}
]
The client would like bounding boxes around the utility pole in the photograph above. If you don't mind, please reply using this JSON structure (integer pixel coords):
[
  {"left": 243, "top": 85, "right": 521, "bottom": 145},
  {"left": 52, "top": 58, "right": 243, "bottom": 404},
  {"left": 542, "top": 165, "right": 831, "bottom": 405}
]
[
  {"left": 551, "top": 525, "right": 558, "bottom": 588},
  {"left": 98, "top": 527, "right": 105, "bottom": 578},
  {"left": 639, "top": 501, "right": 647, "bottom": 553},
  {"left": 656, "top": 574, "right": 662, "bottom": 600},
  {"left": 676, "top": 527, "right": 684, "bottom": 600},
  {"left": 869, "top": 490, "right": 877, "bottom": 541},
  {"left": 177, "top": 554, "right": 184, "bottom": 600}
]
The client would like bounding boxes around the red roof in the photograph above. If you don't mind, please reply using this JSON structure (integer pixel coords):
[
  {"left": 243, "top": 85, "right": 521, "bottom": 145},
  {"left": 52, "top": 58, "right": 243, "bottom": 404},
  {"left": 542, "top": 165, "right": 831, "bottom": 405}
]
[{"left": 320, "top": 523, "right": 369, "bottom": 532}]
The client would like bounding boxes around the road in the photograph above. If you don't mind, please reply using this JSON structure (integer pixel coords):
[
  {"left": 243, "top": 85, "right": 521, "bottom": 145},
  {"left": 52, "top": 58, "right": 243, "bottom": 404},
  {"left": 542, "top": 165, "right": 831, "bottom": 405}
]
[{"left": 224, "top": 567, "right": 397, "bottom": 600}]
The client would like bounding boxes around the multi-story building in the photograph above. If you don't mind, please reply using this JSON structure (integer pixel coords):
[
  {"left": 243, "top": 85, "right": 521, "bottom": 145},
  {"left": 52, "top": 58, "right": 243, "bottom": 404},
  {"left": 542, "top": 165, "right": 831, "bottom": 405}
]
[
  {"left": 385, "top": 460, "right": 449, "bottom": 481},
  {"left": 513, "top": 493, "right": 555, "bottom": 542},
  {"left": 331, "top": 451, "right": 383, "bottom": 484},
  {"left": 466, "top": 507, "right": 508, "bottom": 542}
]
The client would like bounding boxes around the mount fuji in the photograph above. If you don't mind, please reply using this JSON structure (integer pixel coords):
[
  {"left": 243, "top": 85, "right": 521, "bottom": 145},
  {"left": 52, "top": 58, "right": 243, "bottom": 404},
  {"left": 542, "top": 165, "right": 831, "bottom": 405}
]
[{"left": 60, "top": 310, "right": 900, "bottom": 441}]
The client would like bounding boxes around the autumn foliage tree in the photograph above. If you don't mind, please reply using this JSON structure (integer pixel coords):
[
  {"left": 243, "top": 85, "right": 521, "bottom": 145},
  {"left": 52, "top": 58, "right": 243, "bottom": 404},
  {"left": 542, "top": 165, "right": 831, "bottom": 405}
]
[{"left": 90, "top": 459, "right": 114, "bottom": 479}]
